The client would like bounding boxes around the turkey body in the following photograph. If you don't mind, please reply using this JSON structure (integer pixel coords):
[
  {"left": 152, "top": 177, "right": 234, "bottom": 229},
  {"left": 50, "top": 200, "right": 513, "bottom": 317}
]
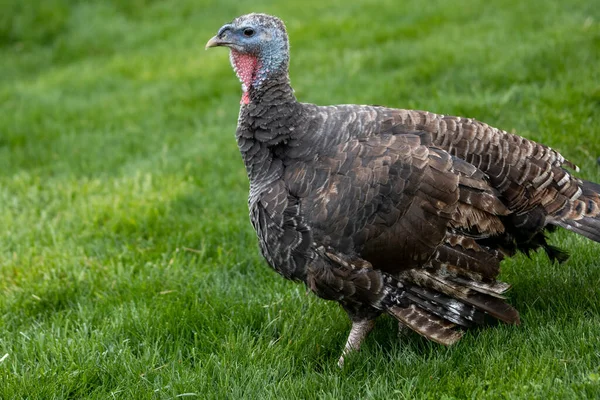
[
  {"left": 207, "top": 13, "right": 600, "bottom": 365},
  {"left": 246, "top": 102, "right": 508, "bottom": 281}
]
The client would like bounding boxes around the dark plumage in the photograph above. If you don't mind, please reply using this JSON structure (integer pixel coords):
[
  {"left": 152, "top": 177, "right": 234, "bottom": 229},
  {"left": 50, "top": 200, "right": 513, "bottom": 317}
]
[{"left": 206, "top": 13, "right": 600, "bottom": 366}]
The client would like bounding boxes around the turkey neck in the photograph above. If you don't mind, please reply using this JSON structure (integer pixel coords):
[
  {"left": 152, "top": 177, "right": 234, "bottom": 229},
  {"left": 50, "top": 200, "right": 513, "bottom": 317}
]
[{"left": 236, "top": 72, "right": 300, "bottom": 187}]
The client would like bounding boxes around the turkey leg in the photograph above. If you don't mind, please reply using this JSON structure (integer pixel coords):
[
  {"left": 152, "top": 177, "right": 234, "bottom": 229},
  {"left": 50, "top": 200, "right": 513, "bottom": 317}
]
[{"left": 338, "top": 319, "right": 376, "bottom": 368}]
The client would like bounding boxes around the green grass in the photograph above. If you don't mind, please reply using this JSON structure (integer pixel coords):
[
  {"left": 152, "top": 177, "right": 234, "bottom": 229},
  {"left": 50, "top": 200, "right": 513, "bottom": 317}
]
[{"left": 1, "top": 0, "right": 599, "bottom": 398}]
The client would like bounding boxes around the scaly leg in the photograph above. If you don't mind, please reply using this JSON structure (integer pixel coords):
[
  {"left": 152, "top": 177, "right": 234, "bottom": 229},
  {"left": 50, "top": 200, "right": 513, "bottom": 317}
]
[{"left": 337, "top": 319, "right": 376, "bottom": 368}]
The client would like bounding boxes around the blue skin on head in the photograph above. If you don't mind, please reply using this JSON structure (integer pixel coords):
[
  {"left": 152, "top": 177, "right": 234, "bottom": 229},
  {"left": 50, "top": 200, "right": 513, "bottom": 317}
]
[{"left": 214, "top": 14, "right": 290, "bottom": 88}]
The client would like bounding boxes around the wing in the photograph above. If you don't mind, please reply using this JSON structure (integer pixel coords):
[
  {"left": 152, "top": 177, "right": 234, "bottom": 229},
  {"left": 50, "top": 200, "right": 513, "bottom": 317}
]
[
  {"left": 381, "top": 109, "right": 600, "bottom": 244},
  {"left": 285, "top": 133, "right": 451, "bottom": 271},
  {"left": 285, "top": 133, "right": 509, "bottom": 274},
  {"left": 284, "top": 133, "right": 519, "bottom": 342}
]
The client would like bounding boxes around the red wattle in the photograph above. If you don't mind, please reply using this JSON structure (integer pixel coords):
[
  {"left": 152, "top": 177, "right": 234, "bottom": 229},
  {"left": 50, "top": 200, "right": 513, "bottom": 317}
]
[{"left": 230, "top": 50, "right": 259, "bottom": 105}]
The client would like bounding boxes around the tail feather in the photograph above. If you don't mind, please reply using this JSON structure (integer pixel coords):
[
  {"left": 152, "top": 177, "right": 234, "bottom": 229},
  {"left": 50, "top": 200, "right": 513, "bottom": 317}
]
[
  {"left": 556, "top": 217, "right": 600, "bottom": 243},
  {"left": 388, "top": 305, "right": 463, "bottom": 346},
  {"left": 404, "top": 286, "right": 484, "bottom": 327},
  {"left": 402, "top": 269, "right": 520, "bottom": 325},
  {"left": 582, "top": 179, "right": 600, "bottom": 195},
  {"left": 448, "top": 276, "right": 510, "bottom": 298},
  {"left": 552, "top": 179, "right": 600, "bottom": 243},
  {"left": 435, "top": 237, "right": 501, "bottom": 280},
  {"left": 376, "top": 267, "right": 517, "bottom": 346}
]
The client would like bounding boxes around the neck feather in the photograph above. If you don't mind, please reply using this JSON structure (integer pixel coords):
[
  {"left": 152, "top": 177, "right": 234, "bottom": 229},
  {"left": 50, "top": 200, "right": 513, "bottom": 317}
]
[{"left": 236, "top": 72, "right": 298, "bottom": 184}]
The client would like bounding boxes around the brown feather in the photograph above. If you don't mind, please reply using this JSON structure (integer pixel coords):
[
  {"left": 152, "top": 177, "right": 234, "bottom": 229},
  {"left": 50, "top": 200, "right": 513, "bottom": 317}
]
[{"left": 388, "top": 305, "right": 463, "bottom": 346}]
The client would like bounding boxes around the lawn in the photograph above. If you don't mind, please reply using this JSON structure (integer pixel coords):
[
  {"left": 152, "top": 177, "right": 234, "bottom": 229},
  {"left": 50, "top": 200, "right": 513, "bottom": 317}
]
[{"left": 1, "top": 0, "right": 599, "bottom": 398}]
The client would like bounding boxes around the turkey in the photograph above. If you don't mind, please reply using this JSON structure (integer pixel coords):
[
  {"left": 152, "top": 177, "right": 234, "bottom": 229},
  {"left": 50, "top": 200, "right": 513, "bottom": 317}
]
[{"left": 206, "top": 13, "right": 600, "bottom": 366}]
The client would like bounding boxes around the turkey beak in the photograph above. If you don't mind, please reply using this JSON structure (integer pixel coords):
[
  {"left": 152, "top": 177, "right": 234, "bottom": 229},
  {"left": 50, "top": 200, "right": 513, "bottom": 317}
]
[
  {"left": 205, "top": 24, "right": 233, "bottom": 49},
  {"left": 205, "top": 35, "right": 226, "bottom": 49}
]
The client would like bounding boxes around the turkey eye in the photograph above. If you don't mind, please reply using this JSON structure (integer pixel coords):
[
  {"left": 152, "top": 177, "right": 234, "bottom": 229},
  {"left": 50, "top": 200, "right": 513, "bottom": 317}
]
[{"left": 243, "top": 28, "right": 255, "bottom": 37}]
